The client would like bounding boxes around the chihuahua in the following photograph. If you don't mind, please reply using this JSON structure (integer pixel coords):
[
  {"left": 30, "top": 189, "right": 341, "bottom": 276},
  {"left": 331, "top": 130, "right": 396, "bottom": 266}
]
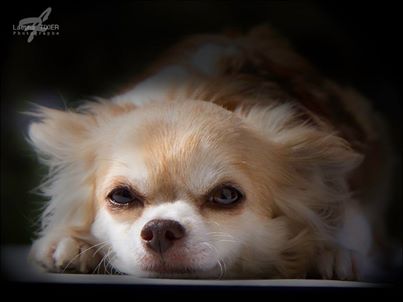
[{"left": 28, "top": 25, "right": 395, "bottom": 280}]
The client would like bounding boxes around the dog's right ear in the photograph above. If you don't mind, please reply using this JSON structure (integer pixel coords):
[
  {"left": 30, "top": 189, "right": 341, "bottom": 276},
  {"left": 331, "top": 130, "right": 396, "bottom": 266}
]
[
  {"left": 27, "top": 101, "right": 136, "bottom": 164},
  {"left": 28, "top": 106, "right": 95, "bottom": 165}
]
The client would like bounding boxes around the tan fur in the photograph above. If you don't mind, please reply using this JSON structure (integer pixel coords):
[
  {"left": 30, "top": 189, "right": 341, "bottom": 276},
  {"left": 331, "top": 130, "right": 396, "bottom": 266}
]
[{"left": 27, "top": 25, "right": 394, "bottom": 279}]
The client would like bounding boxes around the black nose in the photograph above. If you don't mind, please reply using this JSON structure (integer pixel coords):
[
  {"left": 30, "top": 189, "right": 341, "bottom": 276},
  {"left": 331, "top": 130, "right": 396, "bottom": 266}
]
[{"left": 140, "top": 219, "right": 186, "bottom": 254}]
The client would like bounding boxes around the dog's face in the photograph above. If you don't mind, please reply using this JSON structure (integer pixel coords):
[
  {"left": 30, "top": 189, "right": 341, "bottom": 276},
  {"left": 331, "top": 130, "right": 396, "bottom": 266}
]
[
  {"left": 90, "top": 100, "right": 290, "bottom": 277},
  {"left": 26, "top": 23, "right": 378, "bottom": 279},
  {"left": 29, "top": 95, "right": 361, "bottom": 278}
]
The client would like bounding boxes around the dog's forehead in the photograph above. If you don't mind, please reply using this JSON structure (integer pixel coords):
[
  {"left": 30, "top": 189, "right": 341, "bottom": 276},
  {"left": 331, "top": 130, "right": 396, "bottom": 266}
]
[
  {"left": 138, "top": 116, "right": 242, "bottom": 195},
  {"left": 130, "top": 101, "right": 242, "bottom": 160},
  {"left": 107, "top": 101, "right": 249, "bottom": 196}
]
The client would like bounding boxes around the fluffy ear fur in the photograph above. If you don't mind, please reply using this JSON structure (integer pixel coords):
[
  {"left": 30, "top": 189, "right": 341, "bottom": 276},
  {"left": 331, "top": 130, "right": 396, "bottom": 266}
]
[
  {"left": 238, "top": 102, "right": 363, "bottom": 247},
  {"left": 28, "top": 102, "right": 135, "bottom": 237},
  {"left": 28, "top": 106, "right": 95, "bottom": 239},
  {"left": 239, "top": 103, "right": 363, "bottom": 177},
  {"left": 29, "top": 107, "right": 93, "bottom": 164}
]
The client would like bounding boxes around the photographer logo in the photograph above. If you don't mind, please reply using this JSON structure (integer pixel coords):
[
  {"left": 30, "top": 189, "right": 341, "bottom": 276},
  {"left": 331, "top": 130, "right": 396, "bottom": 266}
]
[{"left": 13, "top": 7, "right": 60, "bottom": 43}]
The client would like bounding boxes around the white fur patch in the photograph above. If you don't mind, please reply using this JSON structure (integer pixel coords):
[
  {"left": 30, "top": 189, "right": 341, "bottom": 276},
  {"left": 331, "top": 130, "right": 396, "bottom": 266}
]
[
  {"left": 338, "top": 204, "right": 372, "bottom": 254},
  {"left": 337, "top": 203, "right": 377, "bottom": 279},
  {"left": 112, "top": 65, "right": 189, "bottom": 106}
]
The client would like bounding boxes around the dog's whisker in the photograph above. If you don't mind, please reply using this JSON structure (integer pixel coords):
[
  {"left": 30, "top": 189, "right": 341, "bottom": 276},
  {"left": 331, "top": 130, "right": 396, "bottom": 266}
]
[
  {"left": 104, "top": 252, "right": 111, "bottom": 274},
  {"left": 220, "top": 258, "right": 228, "bottom": 279},
  {"left": 205, "top": 221, "right": 222, "bottom": 228},
  {"left": 105, "top": 250, "right": 118, "bottom": 275},
  {"left": 61, "top": 241, "right": 109, "bottom": 273},
  {"left": 217, "top": 258, "right": 224, "bottom": 279},
  {"left": 93, "top": 248, "right": 112, "bottom": 274},
  {"left": 210, "top": 235, "right": 236, "bottom": 240},
  {"left": 196, "top": 240, "right": 227, "bottom": 279},
  {"left": 107, "top": 255, "right": 122, "bottom": 275},
  {"left": 93, "top": 242, "right": 110, "bottom": 256},
  {"left": 207, "top": 232, "right": 235, "bottom": 237},
  {"left": 216, "top": 239, "right": 240, "bottom": 244}
]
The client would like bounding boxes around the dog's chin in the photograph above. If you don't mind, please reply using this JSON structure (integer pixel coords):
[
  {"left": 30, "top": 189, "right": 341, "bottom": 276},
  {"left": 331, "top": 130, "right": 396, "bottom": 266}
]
[
  {"left": 140, "top": 263, "right": 205, "bottom": 278},
  {"left": 138, "top": 261, "right": 215, "bottom": 279},
  {"left": 123, "top": 244, "right": 220, "bottom": 278},
  {"left": 136, "top": 254, "right": 219, "bottom": 279}
]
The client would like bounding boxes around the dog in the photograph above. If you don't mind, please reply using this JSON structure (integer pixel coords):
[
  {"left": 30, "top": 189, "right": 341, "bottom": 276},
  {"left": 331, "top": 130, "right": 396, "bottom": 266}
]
[{"left": 28, "top": 25, "right": 396, "bottom": 280}]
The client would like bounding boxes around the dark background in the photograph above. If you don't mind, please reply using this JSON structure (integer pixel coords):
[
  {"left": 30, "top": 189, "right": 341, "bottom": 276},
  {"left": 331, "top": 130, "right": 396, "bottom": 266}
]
[{"left": 1, "top": 1, "right": 401, "bottom": 246}]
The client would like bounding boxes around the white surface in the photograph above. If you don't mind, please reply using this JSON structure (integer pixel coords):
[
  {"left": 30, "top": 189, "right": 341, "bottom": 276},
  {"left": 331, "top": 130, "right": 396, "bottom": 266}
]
[{"left": 1, "top": 245, "right": 384, "bottom": 287}]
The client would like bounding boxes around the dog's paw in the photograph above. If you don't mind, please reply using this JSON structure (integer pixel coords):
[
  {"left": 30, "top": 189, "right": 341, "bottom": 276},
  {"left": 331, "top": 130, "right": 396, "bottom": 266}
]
[
  {"left": 317, "top": 248, "right": 357, "bottom": 280},
  {"left": 30, "top": 236, "right": 103, "bottom": 273}
]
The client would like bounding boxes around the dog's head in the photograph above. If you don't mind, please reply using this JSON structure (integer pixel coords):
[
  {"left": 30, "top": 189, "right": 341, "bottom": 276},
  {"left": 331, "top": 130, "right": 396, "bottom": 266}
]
[{"left": 28, "top": 98, "right": 361, "bottom": 278}]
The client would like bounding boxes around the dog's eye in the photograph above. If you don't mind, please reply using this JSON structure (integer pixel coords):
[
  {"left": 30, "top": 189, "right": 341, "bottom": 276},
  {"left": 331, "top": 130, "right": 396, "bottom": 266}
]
[
  {"left": 108, "top": 187, "right": 140, "bottom": 206},
  {"left": 208, "top": 185, "right": 244, "bottom": 206}
]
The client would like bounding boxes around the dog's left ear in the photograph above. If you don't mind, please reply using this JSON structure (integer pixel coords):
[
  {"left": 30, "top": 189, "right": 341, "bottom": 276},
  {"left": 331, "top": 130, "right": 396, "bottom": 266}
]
[
  {"left": 280, "top": 126, "right": 364, "bottom": 178},
  {"left": 239, "top": 103, "right": 363, "bottom": 177}
]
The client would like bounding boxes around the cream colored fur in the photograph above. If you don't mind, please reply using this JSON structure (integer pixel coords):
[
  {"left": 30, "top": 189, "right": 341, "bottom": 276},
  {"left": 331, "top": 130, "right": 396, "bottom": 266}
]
[{"left": 28, "top": 26, "right": 386, "bottom": 280}]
